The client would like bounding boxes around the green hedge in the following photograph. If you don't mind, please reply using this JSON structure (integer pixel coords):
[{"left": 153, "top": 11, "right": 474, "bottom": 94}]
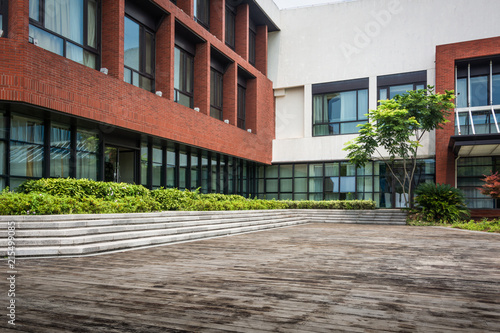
[
  {"left": 0, "top": 178, "right": 376, "bottom": 215},
  {"left": 17, "top": 178, "right": 150, "bottom": 199}
]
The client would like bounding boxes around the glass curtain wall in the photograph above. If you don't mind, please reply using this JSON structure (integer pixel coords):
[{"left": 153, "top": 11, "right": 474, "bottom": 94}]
[
  {"left": 258, "top": 160, "right": 435, "bottom": 208},
  {"left": 455, "top": 59, "right": 500, "bottom": 135}
]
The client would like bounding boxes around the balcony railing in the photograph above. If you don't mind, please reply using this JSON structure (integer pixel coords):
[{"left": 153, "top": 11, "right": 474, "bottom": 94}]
[{"left": 455, "top": 105, "right": 500, "bottom": 135}]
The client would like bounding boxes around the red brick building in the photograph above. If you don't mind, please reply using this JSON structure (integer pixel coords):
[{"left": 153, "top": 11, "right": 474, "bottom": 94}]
[{"left": 0, "top": 0, "right": 278, "bottom": 193}]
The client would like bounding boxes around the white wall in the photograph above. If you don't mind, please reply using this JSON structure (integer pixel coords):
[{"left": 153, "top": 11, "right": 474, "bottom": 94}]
[{"left": 269, "top": 0, "right": 500, "bottom": 163}]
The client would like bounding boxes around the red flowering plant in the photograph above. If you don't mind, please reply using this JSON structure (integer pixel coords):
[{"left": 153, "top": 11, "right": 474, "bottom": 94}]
[{"left": 478, "top": 171, "right": 500, "bottom": 199}]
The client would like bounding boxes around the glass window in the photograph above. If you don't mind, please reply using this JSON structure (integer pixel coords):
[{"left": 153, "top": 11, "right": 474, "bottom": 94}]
[
  {"left": 249, "top": 29, "right": 256, "bottom": 65},
  {"left": 140, "top": 144, "right": 148, "bottom": 186},
  {"left": 174, "top": 47, "right": 194, "bottom": 108},
  {"left": 29, "top": 0, "right": 99, "bottom": 69},
  {"left": 166, "top": 146, "right": 175, "bottom": 188},
  {"left": 313, "top": 89, "right": 368, "bottom": 136},
  {"left": 0, "top": 0, "right": 7, "bottom": 37},
  {"left": 456, "top": 78, "right": 468, "bottom": 108},
  {"left": 50, "top": 123, "right": 71, "bottom": 178},
  {"left": 179, "top": 150, "right": 187, "bottom": 189},
  {"left": 194, "top": 0, "right": 209, "bottom": 29},
  {"left": 10, "top": 116, "right": 44, "bottom": 178},
  {"left": 191, "top": 152, "right": 199, "bottom": 190},
  {"left": 210, "top": 69, "right": 223, "bottom": 120},
  {"left": 225, "top": 6, "right": 235, "bottom": 49},
  {"left": 493, "top": 74, "right": 500, "bottom": 105},
  {"left": 237, "top": 85, "right": 246, "bottom": 129},
  {"left": 76, "top": 129, "right": 98, "bottom": 180},
  {"left": 152, "top": 146, "right": 162, "bottom": 189},
  {"left": 124, "top": 16, "right": 155, "bottom": 92},
  {"left": 470, "top": 76, "right": 488, "bottom": 107}
]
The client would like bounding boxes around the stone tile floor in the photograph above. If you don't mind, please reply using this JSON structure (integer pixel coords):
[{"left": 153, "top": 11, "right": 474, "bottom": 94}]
[{"left": 2, "top": 224, "right": 499, "bottom": 332}]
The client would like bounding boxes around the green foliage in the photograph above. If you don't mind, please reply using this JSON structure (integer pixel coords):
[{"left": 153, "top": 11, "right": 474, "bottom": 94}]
[
  {"left": 0, "top": 179, "right": 376, "bottom": 215},
  {"left": 17, "top": 178, "right": 150, "bottom": 200},
  {"left": 451, "top": 219, "right": 500, "bottom": 233},
  {"left": 478, "top": 171, "right": 500, "bottom": 199},
  {"left": 412, "top": 182, "right": 469, "bottom": 222},
  {"left": 343, "top": 86, "right": 455, "bottom": 207},
  {"left": 0, "top": 191, "right": 159, "bottom": 215},
  {"left": 281, "top": 200, "right": 375, "bottom": 210}
]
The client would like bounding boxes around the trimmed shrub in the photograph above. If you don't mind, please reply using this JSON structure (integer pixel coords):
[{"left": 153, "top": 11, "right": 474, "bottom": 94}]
[
  {"left": 17, "top": 178, "right": 150, "bottom": 200},
  {"left": 0, "top": 191, "right": 160, "bottom": 215},
  {"left": 281, "top": 200, "right": 375, "bottom": 210},
  {"left": 412, "top": 182, "right": 469, "bottom": 222},
  {"left": 0, "top": 179, "right": 377, "bottom": 215}
]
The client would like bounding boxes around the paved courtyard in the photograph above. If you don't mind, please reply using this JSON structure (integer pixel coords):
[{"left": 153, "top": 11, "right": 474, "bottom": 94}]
[{"left": 2, "top": 224, "right": 500, "bottom": 332}]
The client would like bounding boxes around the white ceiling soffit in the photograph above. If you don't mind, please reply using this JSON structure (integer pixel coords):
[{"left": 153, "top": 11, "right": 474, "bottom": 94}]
[{"left": 456, "top": 144, "right": 500, "bottom": 157}]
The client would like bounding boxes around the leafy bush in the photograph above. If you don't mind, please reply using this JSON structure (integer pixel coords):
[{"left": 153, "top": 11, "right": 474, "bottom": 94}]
[
  {"left": 281, "top": 200, "right": 375, "bottom": 210},
  {"left": 0, "top": 179, "right": 377, "bottom": 215},
  {"left": 451, "top": 219, "right": 500, "bottom": 233},
  {"left": 0, "top": 191, "right": 160, "bottom": 215},
  {"left": 17, "top": 178, "right": 150, "bottom": 200},
  {"left": 412, "top": 182, "right": 469, "bottom": 222}
]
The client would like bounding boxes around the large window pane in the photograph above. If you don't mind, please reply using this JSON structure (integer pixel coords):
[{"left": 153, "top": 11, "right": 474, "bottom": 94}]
[
  {"left": 456, "top": 78, "right": 468, "bottom": 108},
  {"left": 357, "top": 89, "right": 368, "bottom": 119},
  {"left": 29, "top": 24, "right": 63, "bottom": 56},
  {"left": 0, "top": 142, "right": 5, "bottom": 174},
  {"left": 45, "top": 0, "right": 84, "bottom": 44},
  {"left": 470, "top": 76, "right": 488, "bottom": 107},
  {"left": 76, "top": 129, "right": 98, "bottom": 180},
  {"left": 10, "top": 142, "right": 43, "bottom": 177},
  {"left": 328, "top": 91, "right": 356, "bottom": 122},
  {"left": 124, "top": 17, "right": 140, "bottom": 71},
  {"left": 389, "top": 84, "right": 413, "bottom": 99},
  {"left": 87, "top": 0, "right": 97, "bottom": 48},
  {"left": 493, "top": 74, "right": 500, "bottom": 105},
  {"left": 30, "top": 0, "right": 40, "bottom": 21}
]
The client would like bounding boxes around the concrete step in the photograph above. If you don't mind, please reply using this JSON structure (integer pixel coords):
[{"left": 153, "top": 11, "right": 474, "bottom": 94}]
[
  {"left": 13, "top": 220, "right": 306, "bottom": 257},
  {"left": 0, "top": 209, "right": 407, "bottom": 257},
  {"left": 3, "top": 216, "right": 304, "bottom": 247}
]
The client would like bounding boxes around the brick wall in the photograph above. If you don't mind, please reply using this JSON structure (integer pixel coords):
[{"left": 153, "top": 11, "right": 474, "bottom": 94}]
[
  {"left": 1, "top": 0, "right": 275, "bottom": 164},
  {"left": 435, "top": 36, "right": 500, "bottom": 185}
]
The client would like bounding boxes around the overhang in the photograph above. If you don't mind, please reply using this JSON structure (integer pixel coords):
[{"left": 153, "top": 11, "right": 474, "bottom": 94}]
[{"left": 450, "top": 134, "right": 500, "bottom": 157}]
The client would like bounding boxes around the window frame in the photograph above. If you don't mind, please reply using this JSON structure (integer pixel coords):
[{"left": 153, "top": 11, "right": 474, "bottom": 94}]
[
  {"left": 124, "top": 15, "right": 156, "bottom": 93},
  {"left": 455, "top": 59, "right": 500, "bottom": 135},
  {"left": 210, "top": 68, "right": 223, "bottom": 120},
  {"left": 249, "top": 26, "right": 256, "bottom": 66},
  {"left": 0, "top": 0, "right": 8, "bottom": 37},
  {"left": 174, "top": 46, "right": 195, "bottom": 108},
  {"left": 225, "top": 5, "right": 235, "bottom": 49},
  {"left": 237, "top": 84, "right": 246, "bottom": 130},
  {"left": 194, "top": 0, "right": 210, "bottom": 30},
  {"left": 28, "top": 0, "right": 100, "bottom": 69},
  {"left": 312, "top": 89, "right": 368, "bottom": 136}
]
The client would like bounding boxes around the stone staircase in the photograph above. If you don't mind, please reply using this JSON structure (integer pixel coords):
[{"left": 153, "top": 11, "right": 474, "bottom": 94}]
[{"left": 0, "top": 209, "right": 407, "bottom": 258}]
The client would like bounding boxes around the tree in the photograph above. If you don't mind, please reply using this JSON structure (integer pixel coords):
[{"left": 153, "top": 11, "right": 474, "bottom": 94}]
[
  {"left": 343, "top": 86, "right": 455, "bottom": 207},
  {"left": 479, "top": 171, "right": 500, "bottom": 199}
]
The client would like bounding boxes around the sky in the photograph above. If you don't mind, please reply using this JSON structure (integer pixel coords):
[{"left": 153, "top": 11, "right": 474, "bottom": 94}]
[{"left": 273, "top": 0, "right": 351, "bottom": 9}]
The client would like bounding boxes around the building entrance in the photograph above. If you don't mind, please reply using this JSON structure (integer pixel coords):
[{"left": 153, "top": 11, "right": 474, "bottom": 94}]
[{"left": 104, "top": 146, "right": 137, "bottom": 184}]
